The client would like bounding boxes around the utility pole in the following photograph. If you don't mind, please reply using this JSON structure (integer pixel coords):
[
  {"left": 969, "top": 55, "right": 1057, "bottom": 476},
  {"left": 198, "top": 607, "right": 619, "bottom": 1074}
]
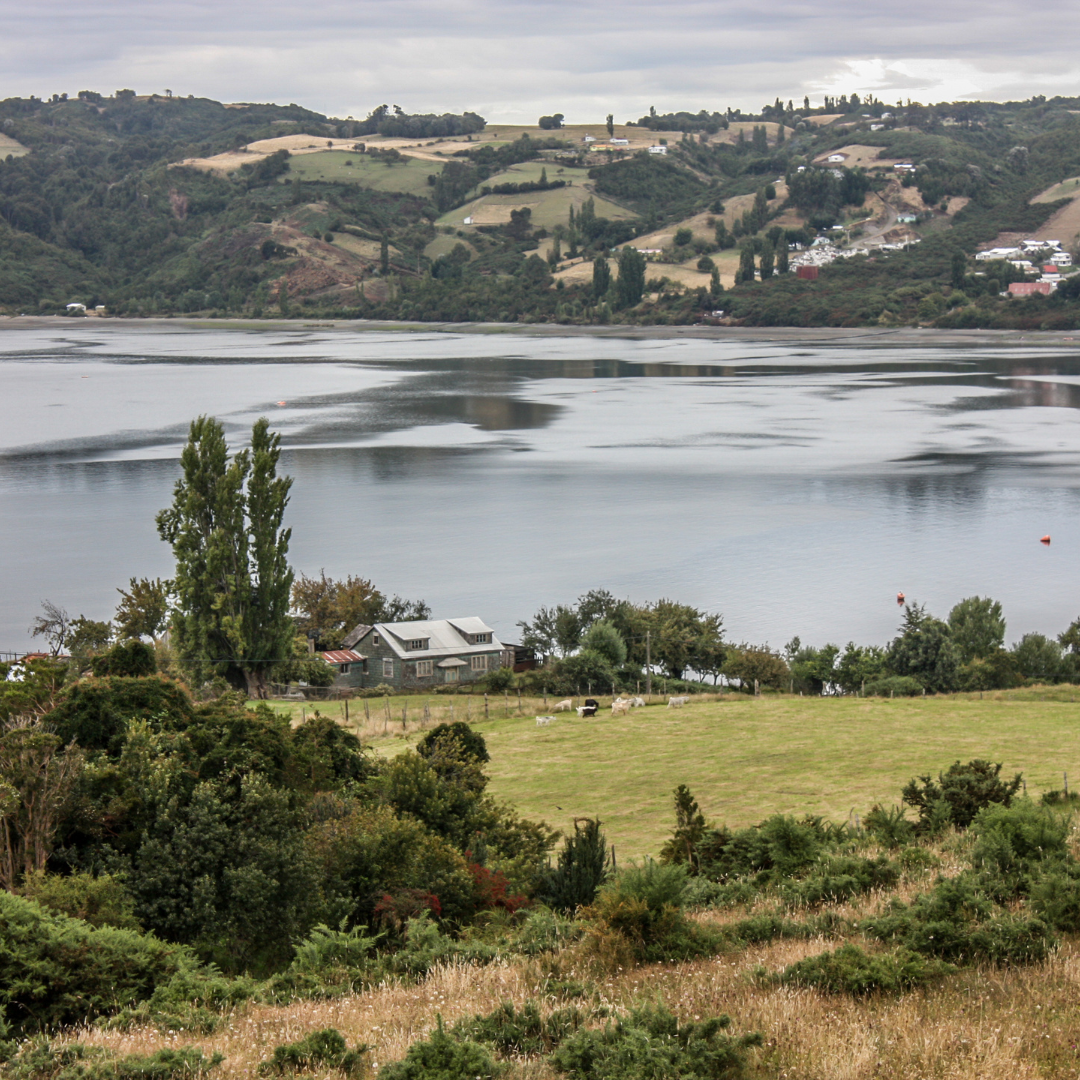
[{"left": 645, "top": 630, "right": 652, "bottom": 697}]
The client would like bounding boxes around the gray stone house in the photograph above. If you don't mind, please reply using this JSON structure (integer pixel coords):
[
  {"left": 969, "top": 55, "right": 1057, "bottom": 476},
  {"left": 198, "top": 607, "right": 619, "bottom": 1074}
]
[{"left": 324, "top": 617, "right": 507, "bottom": 690}]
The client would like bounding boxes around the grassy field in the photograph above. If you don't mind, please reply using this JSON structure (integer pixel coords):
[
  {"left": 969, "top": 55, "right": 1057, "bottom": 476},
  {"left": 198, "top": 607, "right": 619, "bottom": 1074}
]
[
  {"left": 440, "top": 184, "right": 635, "bottom": 230},
  {"left": 262, "top": 688, "right": 1080, "bottom": 860},
  {"left": 284, "top": 151, "right": 436, "bottom": 195}
]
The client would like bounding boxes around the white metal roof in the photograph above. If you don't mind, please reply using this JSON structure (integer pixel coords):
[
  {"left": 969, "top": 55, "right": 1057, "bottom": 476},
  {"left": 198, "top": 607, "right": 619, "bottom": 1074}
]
[{"left": 373, "top": 617, "right": 503, "bottom": 659}]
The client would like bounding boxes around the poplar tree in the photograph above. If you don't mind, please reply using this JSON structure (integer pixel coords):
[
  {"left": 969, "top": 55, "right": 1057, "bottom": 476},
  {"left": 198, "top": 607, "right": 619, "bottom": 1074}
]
[
  {"left": 592, "top": 255, "right": 611, "bottom": 299},
  {"left": 156, "top": 417, "right": 294, "bottom": 698}
]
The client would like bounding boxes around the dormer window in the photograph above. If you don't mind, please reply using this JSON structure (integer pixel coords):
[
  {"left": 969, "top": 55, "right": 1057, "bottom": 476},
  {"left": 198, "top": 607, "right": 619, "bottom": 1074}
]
[
  {"left": 471, "top": 633, "right": 491, "bottom": 644},
  {"left": 408, "top": 638, "right": 428, "bottom": 650}
]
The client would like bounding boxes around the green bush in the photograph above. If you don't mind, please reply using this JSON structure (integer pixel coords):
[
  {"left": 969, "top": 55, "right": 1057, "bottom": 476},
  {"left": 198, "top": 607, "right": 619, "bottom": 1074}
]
[
  {"left": 767, "top": 943, "right": 953, "bottom": 996},
  {"left": 259, "top": 1028, "right": 368, "bottom": 1076},
  {"left": 20, "top": 872, "right": 140, "bottom": 930},
  {"left": 110, "top": 966, "right": 257, "bottom": 1034},
  {"left": 863, "top": 675, "right": 923, "bottom": 697},
  {"left": 1030, "top": 869, "right": 1080, "bottom": 932},
  {"left": 452, "top": 1000, "right": 585, "bottom": 1056},
  {"left": 782, "top": 856, "right": 899, "bottom": 907},
  {"left": 586, "top": 862, "right": 722, "bottom": 964},
  {"left": 0, "top": 891, "right": 194, "bottom": 1035},
  {"left": 864, "top": 805, "right": 916, "bottom": 849},
  {"left": 863, "top": 875, "right": 1057, "bottom": 965},
  {"left": 730, "top": 910, "right": 846, "bottom": 945},
  {"left": 537, "top": 818, "right": 610, "bottom": 912},
  {"left": 378, "top": 1018, "right": 500, "bottom": 1080},
  {"left": 3, "top": 1041, "right": 222, "bottom": 1080},
  {"left": 416, "top": 722, "right": 489, "bottom": 764},
  {"left": 550, "top": 1002, "right": 763, "bottom": 1080},
  {"left": 90, "top": 641, "right": 157, "bottom": 679},
  {"left": 970, "top": 800, "right": 1070, "bottom": 883},
  {"left": 902, "top": 759, "right": 1023, "bottom": 831}
]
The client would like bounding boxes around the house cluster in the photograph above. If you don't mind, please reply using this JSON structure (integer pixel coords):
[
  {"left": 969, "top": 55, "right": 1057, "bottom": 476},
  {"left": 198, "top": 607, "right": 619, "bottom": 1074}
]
[
  {"left": 318, "top": 616, "right": 525, "bottom": 691},
  {"left": 976, "top": 240, "right": 1074, "bottom": 295}
]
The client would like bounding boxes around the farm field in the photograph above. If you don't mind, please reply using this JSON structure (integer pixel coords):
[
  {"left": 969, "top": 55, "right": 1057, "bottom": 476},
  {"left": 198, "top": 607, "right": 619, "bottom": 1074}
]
[
  {"left": 439, "top": 182, "right": 634, "bottom": 230},
  {"left": 284, "top": 150, "right": 435, "bottom": 194},
  {"left": 0, "top": 133, "right": 29, "bottom": 157},
  {"left": 263, "top": 688, "right": 1080, "bottom": 859}
]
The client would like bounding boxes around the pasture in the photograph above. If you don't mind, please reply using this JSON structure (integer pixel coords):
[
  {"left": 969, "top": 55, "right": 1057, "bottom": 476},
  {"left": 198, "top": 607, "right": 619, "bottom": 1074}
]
[
  {"left": 263, "top": 687, "right": 1080, "bottom": 859},
  {"left": 284, "top": 151, "right": 435, "bottom": 195}
]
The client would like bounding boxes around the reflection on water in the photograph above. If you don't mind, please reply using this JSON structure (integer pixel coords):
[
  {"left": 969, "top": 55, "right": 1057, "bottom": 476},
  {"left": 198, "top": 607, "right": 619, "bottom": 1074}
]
[{"left": 1, "top": 326, "right": 1080, "bottom": 650}]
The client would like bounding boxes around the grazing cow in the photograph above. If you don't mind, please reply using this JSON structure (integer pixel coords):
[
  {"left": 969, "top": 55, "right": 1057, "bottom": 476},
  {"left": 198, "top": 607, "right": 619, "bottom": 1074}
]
[
  {"left": 611, "top": 700, "right": 630, "bottom": 716},
  {"left": 536, "top": 715, "right": 554, "bottom": 726},
  {"left": 554, "top": 699, "right": 573, "bottom": 712},
  {"left": 667, "top": 695, "right": 689, "bottom": 708},
  {"left": 576, "top": 705, "right": 599, "bottom": 717}
]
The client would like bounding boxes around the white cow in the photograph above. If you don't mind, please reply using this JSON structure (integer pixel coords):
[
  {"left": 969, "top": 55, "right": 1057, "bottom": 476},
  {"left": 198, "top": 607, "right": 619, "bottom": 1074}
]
[
  {"left": 553, "top": 699, "right": 573, "bottom": 712},
  {"left": 667, "top": 695, "right": 689, "bottom": 708}
]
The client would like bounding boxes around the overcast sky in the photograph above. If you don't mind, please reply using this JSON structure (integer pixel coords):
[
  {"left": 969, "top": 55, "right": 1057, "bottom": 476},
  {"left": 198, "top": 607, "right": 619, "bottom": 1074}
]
[{"left": 1, "top": 0, "right": 1077, "bottom": 123}]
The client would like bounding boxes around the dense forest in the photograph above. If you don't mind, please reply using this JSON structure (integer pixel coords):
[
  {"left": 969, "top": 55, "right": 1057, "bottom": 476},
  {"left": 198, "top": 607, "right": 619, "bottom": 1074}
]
[{"left": 5, "top": 91, "right": 1080, "bottom": 326}]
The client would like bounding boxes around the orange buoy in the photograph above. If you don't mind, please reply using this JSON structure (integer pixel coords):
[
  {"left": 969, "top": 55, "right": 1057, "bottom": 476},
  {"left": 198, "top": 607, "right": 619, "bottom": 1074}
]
[
  {"left": 276, "top": 400, "right": 287, "bottom": 406},
  {"left": 1041, "top": 535, "right": 1051, "bottom": 545},
  {"left": 897, "top": 592, "right": 905, "bottom": 605}
]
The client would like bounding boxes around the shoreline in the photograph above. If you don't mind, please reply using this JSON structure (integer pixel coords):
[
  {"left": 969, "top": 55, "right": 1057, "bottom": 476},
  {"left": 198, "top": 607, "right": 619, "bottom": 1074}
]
[{"left": 1, "top": 314, "right": 1079, "bottom": 347}]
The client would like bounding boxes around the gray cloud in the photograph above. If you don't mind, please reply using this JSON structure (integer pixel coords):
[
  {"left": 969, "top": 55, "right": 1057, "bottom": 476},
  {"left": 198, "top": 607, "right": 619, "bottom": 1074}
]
[{"left": 1, "top": 0, "right": 1077, "bottom": 120}]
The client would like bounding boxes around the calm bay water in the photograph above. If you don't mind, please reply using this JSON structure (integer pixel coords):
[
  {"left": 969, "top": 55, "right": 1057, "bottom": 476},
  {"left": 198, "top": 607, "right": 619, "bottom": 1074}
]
[{"left": 2, "top": 323, "right": 1080, "bottom": 653}]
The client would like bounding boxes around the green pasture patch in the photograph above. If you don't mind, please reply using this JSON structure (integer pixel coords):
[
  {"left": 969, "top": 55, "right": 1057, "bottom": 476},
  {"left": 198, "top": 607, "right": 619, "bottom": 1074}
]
[
  {"left": 259, "top": 688, "right": 1080, "bottom": 860},
  {"left": 284, "top": 151, "right": 436, "bottom": 196}
]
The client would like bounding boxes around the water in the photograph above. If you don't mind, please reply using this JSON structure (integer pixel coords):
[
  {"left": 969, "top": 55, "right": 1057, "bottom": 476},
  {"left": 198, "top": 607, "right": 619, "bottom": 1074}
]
[{"left": 2, "top": 322, "right": 1080, "bottom": 653}]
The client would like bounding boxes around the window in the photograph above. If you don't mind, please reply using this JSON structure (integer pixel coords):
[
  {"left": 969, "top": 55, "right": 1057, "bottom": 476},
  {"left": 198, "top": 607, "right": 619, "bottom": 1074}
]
[
  {"left": 471, "top": 633, "right": 491, "bottom": 644},
  {"left": 416, "top": 660, "right": 433, "bottom": 677},
  {"left": 408, "top": 638, "right": 428, "bottom": 650},
  {"left": 471, "top": 654, "right": 488, "bottom": 672},
  {"left": 382, "top": 658, "right": 394, "bottom": 679},
  {"left": 338, "top": 663, "right": 350, "bottom": 674},
  {"left": 373, "top": 634, "right": 380, "bottom": 646}
]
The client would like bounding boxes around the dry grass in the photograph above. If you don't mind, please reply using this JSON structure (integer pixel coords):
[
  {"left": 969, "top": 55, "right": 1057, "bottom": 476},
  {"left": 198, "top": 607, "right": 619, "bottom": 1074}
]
[
  {"left": 812, "top": 144, "right": 900, "bottom": 169},
  {"left": 54, "top": 908, "right": 1080, "bottom": 1080},
  {"left": 0, "top": 133, "right": 29, "bottom": 157}
]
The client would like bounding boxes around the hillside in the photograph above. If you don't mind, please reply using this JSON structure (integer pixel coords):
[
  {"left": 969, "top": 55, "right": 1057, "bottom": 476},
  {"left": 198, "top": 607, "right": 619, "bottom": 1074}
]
[{"left": 6, "top": 92, "right": 1080, "bottom": 326}]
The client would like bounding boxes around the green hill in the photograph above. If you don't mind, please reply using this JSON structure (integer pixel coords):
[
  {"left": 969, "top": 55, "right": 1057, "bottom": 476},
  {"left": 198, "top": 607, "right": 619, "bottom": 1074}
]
[{"left": 4, "top": 91, "right": 1080, "bottom": 326}]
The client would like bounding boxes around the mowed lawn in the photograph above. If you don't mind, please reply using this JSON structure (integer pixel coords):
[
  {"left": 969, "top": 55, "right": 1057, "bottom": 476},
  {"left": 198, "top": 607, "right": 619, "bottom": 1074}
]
[{"left": 467, "top": 691, "right": 1080, "bottom": 859}]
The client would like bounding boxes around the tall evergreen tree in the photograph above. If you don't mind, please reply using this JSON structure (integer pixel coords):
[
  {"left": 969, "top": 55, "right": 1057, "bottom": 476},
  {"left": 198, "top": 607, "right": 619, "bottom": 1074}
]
[
  {"left": 776, "top": 238, "right": 789, "bottom": 275},
  {"left": 759, "top": 240, "right": 774, "bottom": 279},
  {"left": 592, "top": 255, "right": 611, "bottom": 300},
  {"left": 615, "top": 247, "right": 646, "bottom": 308},
  {"left": 156, "top": 417, "right": 294, "bottom": 698}
]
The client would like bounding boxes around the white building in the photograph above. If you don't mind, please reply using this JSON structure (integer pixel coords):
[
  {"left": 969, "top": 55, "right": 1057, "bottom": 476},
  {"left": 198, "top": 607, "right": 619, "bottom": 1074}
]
[{"left": 648, "top": 145, "right": 668, "bottom": 155}]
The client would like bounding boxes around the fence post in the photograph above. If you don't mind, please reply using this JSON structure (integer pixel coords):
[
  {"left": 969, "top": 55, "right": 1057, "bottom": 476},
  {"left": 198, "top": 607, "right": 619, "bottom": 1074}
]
[
  {"left": 504, "top": 691, "right": 509, "bottom": 717},
  {"left": 402, "top": 705, "right": 407, "bottom": 730},
  {"left": 517, "top": 688, "right": 522, "bottom": 714},
  {"left": 364, "top": 698, "right": 370, "bottom": 724},
  {"left": 384, "top": 696, "right": 390, "bottom": 733},
  {"left": 484, "top": 693, "right": 489, "bottom": 720},
  {"left": 543, "top": 687, "right": 547, "bottom": 708}
]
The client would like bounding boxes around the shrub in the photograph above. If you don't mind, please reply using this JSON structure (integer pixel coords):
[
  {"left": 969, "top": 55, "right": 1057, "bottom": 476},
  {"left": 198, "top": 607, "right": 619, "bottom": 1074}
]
[
  {"left": 767, "top": 943, "right": 953, "bottom": 996},
  {"left": 482, "top": 667, "right": 514, "bottom": 692},
  {"left": 3, "top": 1041, "right": 221, "bottom": 1079},
  {"left": 863, "top": 875, "right": 1057, "bottom": 965},
  {"left": 111, "top": 966, "right": 257, "bottom": 1034},
  {"left": 452, "top": 1000, "right": 585, "bottom": 1056},
  {"left": 537, "top": 818, "right": 610, "bottom": 912},
  {"left": 1030, "top": 869, "right": 1080, "bottom": 932},
  {"left": 259, "top": 1028, "right": 368, "bottom": 1076},
  {"left": 550, "top": 1002, "right": 763, "bottom": 1080},
  {"left": 970, "top": 800, "right": 1070, "bottom": 883},
  {"left": 586, "top": 862, "right": 722, "bottom": 964},
  {"left": 20, "top": 871, "right": 140, "bottom": 930},
  {"left": 863, "top": 675, "right": 923, "bottom": 697},
  {"left": 378, "top": 1018, "right": 500, "bottom": 1080},
  {"left": 90, "top": 641, "right": 157, "bottom": 678},
  {"left": 902, "top": 759, "right": 1023, "bottom": 830},
  {"left": 864, "top": 805, "right": 916, "bottom": 848},
  {"left": 782, "top": 855, "right": 899, "bottom": 907},
  {"left": 0, "top": 891, "right": 194, "bottom": 1035},
  {"left": 416, "top": 722, "right": 489, "bottom": 764}
]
